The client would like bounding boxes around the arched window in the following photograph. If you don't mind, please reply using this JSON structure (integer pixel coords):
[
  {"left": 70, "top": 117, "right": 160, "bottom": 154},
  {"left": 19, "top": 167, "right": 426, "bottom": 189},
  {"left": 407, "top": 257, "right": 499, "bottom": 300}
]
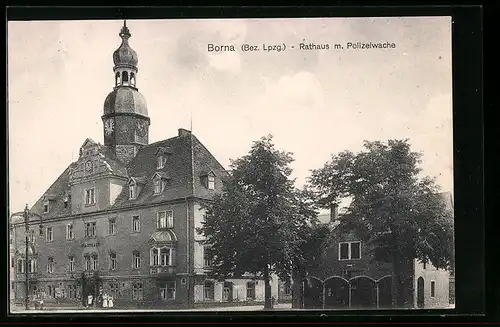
[
  {"left": 150, "top": 248, "right": 159, "bottom": 266},
  {"left": 160, "top": 247, "right": 170, "bottom": 266},
  {"left": 122, "top": 71, "right": 129, "bottom": 83},
  {"left": 115, "top": 72, "right": 121, "bottom": 86},
  {"left": 130, "top": 73, "right": 136, "bottom": 87}
]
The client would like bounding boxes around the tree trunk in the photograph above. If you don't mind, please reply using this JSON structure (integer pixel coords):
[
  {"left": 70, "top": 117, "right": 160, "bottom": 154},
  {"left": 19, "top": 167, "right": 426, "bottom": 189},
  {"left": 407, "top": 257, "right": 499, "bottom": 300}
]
[
  {"left": 291, "top": 264, "right": 304, "bottom": 309},
  {"left": 392, "top": 254, "right": 407, "bottom": 308},
  {"left": 263, "top": 264, "right": 272, "bottom": 309}
]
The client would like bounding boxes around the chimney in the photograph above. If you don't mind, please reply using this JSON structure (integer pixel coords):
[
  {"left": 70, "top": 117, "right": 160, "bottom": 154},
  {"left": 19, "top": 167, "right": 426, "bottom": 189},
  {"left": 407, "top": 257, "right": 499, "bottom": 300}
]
[
  {"left": 330, "top": 203, "right": 339, "bottom": 222},
  {"left": 178, "top": 128, "right": 192, "bottom": 137}
]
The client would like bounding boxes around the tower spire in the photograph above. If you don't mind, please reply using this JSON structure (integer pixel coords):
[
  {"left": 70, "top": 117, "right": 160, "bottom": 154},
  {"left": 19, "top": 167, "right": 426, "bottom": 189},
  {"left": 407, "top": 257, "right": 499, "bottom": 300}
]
[{"left": 119, "top": 19, "right": 131, "bottom": 40}]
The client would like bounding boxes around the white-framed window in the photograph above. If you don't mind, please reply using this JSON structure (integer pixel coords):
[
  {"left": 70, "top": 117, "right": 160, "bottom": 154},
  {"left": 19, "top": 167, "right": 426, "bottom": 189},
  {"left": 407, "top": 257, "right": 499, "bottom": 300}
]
[
  {"left": 109, "top": 218, "right": 116, "bottom": 235},
  {"left": 110, "top": 252, "right": 117, "bottom": 270},
  {"left": 66, "top": 224, "right": 74, "bottom": 240},
  {"left": 109, "top": 283, "right": 120, "bottom": 298},
  {"left": 132, "top": 282, "right": 143, "bottom": 300},
  {"left": 28, "top": 229, "right": 35, "bottom": 243},
  {"left": 85, "top": 188, "right": 96, "bottom": 205},
  {"left": 204, "top": 280, "right": 215, "bottom": 300},
  {"left": 153, "top": 178, "right": 163, "bottom": 194},
  {"left": 132, "top": 216, "right": 140, "bottom": 233},
  {"left": 157, "top": 211, "right": 174, "bottom": 229},
  {"left": 208, "top": 175, "right": 215, "bottom": 190},
  {"left": 85, "top": 222, "right": 97, "bottom": 238},
  {"left": 29, "top": 259, "right": 36, "bottom": 273},
  {"left": 430, "top": 280, "right": 436, "bottom": 298},
  {"left": 338, "top": 241, "right": 361, "bottom": 260},
  {"left": 91, "top": 254, "right": 98, "bottom": 270},
  {"left": 68, "top": 285, "right": 77, "bottom": 299},
  {"left": 46, "top": 227, "right": 53, "bottom": 242},
  {"left": 246, "top": 281, "right": 256, "bottom": 300},
  {"left": 150, "top": 248, "right": 159, "bottom": 266},
  {"left": 17, "top": 258, "right": 25, "bottom": 274},
  {"left": 160, "top": 281, "right": 176, "bottom": 300},
  {"left": 222, "top": 285, "right": 231, "bottom": 301},
  {"left": 84, "top": 255, "right": 91, "bottom": 271},
  {"left": 47, "top": 257, "right": 54, "bottom": 274},
  {"left": 204, "top": 246, "right": 213, "bottom": 268},
  {"left": 129, "top": 184, "right": 137, "bottom": 200},
  {"left": 133, "top": 251, "right": 141, "bottom": 269},
  {"left": 160, "top": 248, "right": 171, "bottom": 266},
  {"left": 69, "top": 256, "right": 75, "bottom": 272},
  {"left": 157, "top": 156, "right": 165, "bottom": 169}
]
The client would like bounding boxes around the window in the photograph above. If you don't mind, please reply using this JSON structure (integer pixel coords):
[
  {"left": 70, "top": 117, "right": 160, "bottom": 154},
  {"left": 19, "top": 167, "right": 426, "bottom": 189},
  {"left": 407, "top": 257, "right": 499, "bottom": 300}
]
[
  {"left": 129, "top": 184, "right": 136, "bottom": 200},
  {"left": 47, "top": 285, "right": 55, "bottom": 298},
  {"left": 208, "top": 175, "right": 215, "bottom": 190},
  {"left": 109, "top": 283, "right": 120, "bottom": 298},
  {"left": 338, "top": 241, "right": 361, "bottom": 260},
  {"left": 223, "top": 285, "right": 231, "bottom": 301},
  {"left": 430, "top": 280, "right": 436, "bottom": 298},
  {"left": 154, "top": 178, "right": 163, "bottom": 194},
  {"left": 85, "top": 188, "right": 96, "bottom": 205},
  {"left": 150, "top": 248, "right": 159, "bottom": 266},
  {"left": 423, "top": 261, "right": 427, "bottom": 269},
  {"left": 157, "top": 156, "right": 165, "bottom": 169},
  {"left": 181, "top": 278, "right": 187, "bottom": 285},
  {"left": 28, "top": 259, "right": 36, "bottom": 273},
  {"left": 133, "top": 251, "right": 141, "bottom": 269},
  {"left": 160, "top": 248, "right": 171, "bottom": 266},
  {"left": 28, "top": 230, "right": 35, "bottom": 243},
  {"left": 109, "top": 218, "right": 116, "bottom": 235},
  {"left": 68, "top": 285, "right": 77, "bottom": 299},
  {"left": 43, "top": 202, "right": 49, "bottom": 213},
  {"left": 284, "top": 282, "right": 292, "bottom": 295},
  {"left": 204, "top": 247, "right": 214, "bottom": 267},
  {"left": 160, "top": 281, "right": 176, "bottom": 300},
  {"left": 11, "top": 256, "right": 15, "bottom": 268},
  {"left": 91, "top": 254, "right": 99, "bottom": 270},
  {"left": 69, "top": 256, "right": 75, "bottom": 272},
  {"left": 47, "top": 257, "right": 54, "bottom": 274},
  {"left": 46, "top": 227, "right": 53, "bottom": 242},
  {"left": 84, "top": 255, "right": 91, "bottom": 271},
  {"left": 157, "top": 211, "right": 174, "bottom": 229},
  {"left": 246, "top": 281, "right": 256, "bottom": 300},
  {"left": 204, "top": 280, "right": 215, "bottom": 300},
  {"left": 17, "top": 259, "right": 25, "bottom": 273},
  {"left": 110, "top": 253, "right": 117, "bottom": 270},
  {"left": 66, "top": 224, "right": 74, "bottom": 240},
  {"left": 132, "top": 282, "right": 143, "bottom": 300},
  {"left": 132, "top": 216, "right": 140, "bottom": 233},
  {"left": 85, "top": 222, "right": 97, "bottom": 238}
]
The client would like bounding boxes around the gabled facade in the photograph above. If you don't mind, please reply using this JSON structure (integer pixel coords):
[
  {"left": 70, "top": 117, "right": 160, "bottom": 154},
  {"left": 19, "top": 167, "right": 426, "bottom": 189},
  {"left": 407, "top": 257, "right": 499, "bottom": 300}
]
[{"left": 11, "top": 21, "right": 278, "bottom": 308}]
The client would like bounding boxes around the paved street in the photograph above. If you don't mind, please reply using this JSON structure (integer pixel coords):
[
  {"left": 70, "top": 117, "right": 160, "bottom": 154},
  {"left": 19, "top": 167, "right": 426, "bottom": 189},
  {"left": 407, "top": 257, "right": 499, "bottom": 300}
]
[{"left": 10, "top": 303, "right": 293, "bottom": 313}]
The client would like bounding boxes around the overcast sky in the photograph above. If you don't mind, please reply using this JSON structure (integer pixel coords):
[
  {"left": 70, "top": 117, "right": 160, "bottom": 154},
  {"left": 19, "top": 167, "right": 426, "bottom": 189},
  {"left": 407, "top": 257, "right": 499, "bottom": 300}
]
[{"left": 8, "top": 17, "right": 453, "bottom": 213}]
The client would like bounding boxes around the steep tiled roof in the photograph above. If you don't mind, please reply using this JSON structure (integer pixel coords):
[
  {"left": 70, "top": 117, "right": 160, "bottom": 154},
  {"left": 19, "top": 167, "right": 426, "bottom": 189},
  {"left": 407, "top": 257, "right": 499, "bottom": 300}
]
[{"left": 26, "top": 130, "right": 228, "bottom": 218}]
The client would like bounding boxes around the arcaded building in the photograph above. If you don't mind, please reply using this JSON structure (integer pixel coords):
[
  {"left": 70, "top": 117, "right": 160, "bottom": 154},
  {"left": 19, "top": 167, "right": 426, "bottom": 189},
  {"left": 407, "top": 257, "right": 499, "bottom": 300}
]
[{"left": 11, "top": 21, "right": 278, "bottom": 308}]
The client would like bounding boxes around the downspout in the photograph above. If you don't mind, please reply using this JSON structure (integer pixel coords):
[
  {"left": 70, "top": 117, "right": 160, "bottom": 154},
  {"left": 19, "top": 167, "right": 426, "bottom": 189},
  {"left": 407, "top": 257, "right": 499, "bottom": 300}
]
[{"left": 186, "top": 133, "right": 196, "bottom": 307}]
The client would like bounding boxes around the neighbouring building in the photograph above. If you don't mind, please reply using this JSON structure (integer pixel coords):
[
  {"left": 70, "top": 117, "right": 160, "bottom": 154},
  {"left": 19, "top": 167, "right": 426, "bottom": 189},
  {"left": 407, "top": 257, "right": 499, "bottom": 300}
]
[
  {"left": 300, "top": 192, "right": 454, "bottom": 309},
  {"left": 11, "top": 21, "right": 278, "bottom": 309}
]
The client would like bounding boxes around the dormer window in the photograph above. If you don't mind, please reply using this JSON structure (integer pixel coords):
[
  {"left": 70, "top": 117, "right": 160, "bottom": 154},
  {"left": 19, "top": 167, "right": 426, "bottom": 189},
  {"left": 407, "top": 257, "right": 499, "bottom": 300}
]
[
  {"left": 63, "top": 193, "right": 71, "bottom": 208},
  {"left": 157, "top": 156, "right": 165, "bottom": 169},
  {"left": 43, "top": 199, "right": 50, "bottom": 213},
  {"left": 129, "top": 183, "right": 137, "bottom": 200},
  {"left": 154, "top": 179, "right": 163, "bottom": 194},
  {"left": 201, "top": 171, "right": 216, "bottom": 190},
  {"left": 152, "top": 172, "right": 170, "bottom": 195},
  {"left": 208, "top": 175, "right": 215, "bottom": 190}
]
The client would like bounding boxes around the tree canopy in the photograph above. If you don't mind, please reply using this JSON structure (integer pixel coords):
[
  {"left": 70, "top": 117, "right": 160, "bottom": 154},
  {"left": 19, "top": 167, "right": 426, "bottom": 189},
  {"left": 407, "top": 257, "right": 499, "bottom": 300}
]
[
  {"left": 199, "top": 135, "right": 317, "bottom": 308},
  {"left": 308, "top": 139, "right": 454, "bottom": 306}
]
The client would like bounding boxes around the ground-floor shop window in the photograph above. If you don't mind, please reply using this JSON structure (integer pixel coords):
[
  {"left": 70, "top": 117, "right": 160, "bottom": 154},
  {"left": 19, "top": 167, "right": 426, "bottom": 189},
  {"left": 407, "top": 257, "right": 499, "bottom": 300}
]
[
  {"left": 109, "top": 283, "right": 120, "bottom": 298},
  {"left": 222, "top": 285, "right": 231, "bottom": 301},
  {"left": 204, "top": 280, "right": 215, "bottom": 300},
  {"left": 47, "top": 285, "right": 56, "bottom": 298},
  {"left": 160, "top": 281, "right": 176, "bottom": 300},
  {"left": 68, "top": 285, "right": 77, "bottom": 299},
  {"left": 132, "top": 282, "right": 143, "bottom": 300}
]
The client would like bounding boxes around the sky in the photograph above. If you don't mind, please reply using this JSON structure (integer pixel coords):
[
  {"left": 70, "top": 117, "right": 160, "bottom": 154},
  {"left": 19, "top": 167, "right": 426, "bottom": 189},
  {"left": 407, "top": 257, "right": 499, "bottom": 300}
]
[{"left": 7, "top": 17, "right": 453, "bottom": 214}]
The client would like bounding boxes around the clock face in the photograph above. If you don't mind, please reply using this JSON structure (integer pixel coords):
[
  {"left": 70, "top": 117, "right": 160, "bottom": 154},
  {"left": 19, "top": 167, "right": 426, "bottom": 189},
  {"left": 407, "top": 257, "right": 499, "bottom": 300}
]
[
  {"left": 85, "top": 160, "right": 93, "bottom": 172},
  {"left": 104, "top": 119, "right": 115, "bottom": 136}
]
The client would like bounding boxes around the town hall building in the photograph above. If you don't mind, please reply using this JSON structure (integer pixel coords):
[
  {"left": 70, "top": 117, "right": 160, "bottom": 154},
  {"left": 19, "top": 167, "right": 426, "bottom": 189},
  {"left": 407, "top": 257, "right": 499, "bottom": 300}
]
[{"left": 11, "top": 21, "right": 279, "bottom": 309}]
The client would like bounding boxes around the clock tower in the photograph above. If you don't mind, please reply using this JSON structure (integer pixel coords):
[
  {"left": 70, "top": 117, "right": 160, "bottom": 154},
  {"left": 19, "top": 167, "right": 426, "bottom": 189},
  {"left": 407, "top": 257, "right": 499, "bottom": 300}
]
[{"left": 102, "top": 20, "right": 150, "bottom": 165}]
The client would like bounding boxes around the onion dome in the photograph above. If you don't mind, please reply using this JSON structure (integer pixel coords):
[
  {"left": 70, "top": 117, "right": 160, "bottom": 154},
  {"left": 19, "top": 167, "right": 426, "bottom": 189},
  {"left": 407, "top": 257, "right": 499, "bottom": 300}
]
[
  {"left": 103, "top": 87, "right": 148, "bottom": 116},
  {"left": 113, "top": 20, "right": 138, "bottom": 68}
]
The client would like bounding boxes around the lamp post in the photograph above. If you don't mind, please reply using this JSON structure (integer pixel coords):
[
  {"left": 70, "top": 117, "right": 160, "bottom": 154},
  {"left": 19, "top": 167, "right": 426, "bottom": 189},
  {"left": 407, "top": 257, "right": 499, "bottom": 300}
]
[{"left": 11, "top": 204, "right": 44, "bottom": 310}]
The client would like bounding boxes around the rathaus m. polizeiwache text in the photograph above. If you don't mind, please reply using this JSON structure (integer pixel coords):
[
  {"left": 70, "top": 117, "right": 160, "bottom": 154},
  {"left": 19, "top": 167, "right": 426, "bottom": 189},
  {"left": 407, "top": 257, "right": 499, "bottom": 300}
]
[{"left": 10, "top": 21, "right": 282, "bottom": 309}]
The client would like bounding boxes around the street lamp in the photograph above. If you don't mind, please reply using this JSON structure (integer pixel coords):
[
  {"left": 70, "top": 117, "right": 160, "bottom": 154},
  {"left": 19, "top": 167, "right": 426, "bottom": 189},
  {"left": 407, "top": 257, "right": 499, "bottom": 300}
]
[{"left": 10, "top": 204, "right": 44, "bottom": 310}]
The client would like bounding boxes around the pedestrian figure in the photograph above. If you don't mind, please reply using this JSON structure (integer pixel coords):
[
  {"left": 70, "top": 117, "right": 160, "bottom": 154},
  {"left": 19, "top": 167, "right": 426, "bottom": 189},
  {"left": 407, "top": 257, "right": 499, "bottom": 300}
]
[
  {"left": 108, "top": 296, "right": 114, "bottom": 308},
  {"left": 87, "top": 294, "right": 93, "bottom": 308},
  {"left": 102, "top": 293, "right": 108, "bottom": 308}
]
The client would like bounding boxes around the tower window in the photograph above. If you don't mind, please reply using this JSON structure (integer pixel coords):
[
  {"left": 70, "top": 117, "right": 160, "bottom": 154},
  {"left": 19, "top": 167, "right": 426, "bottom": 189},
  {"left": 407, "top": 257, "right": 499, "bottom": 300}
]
[
  {"left": 130, "top": 72, "right": 136, "bottom": 86},
  {"left": 115, "top": 72, "right": 121, "bottom": 86},
  {"left": 122, "top": 71, "right": 129, "bottom": 83}
]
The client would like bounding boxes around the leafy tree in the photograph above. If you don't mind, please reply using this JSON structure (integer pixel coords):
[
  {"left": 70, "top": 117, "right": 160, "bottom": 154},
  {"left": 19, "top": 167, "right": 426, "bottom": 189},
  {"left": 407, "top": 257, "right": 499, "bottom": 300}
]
[
  {"left": 308, "top": 139, "right": 454, "bottom": 307},
  {"left": 199, "top": 135, "right": 316, "bottom": 309}
]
